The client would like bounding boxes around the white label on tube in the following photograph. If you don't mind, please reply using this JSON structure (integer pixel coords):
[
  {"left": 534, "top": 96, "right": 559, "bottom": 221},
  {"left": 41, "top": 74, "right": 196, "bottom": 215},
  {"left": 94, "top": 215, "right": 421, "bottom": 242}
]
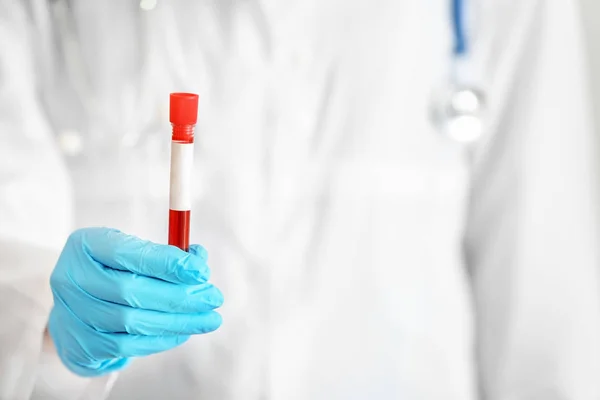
[{"left": 169, "top": 142, "right": 194, "bottom": 211}]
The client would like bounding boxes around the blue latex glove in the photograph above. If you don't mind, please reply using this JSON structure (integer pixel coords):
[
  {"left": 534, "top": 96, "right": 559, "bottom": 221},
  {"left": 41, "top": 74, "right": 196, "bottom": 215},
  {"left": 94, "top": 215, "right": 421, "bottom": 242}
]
[{"left": 48, "top": 227, "right": 223, "bottom": 377}]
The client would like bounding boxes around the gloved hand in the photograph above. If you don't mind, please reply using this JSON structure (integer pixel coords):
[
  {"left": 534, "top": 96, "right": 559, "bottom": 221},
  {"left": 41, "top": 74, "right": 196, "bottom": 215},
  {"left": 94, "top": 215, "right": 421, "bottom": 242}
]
[{"left": 48, "top": 227, "right": 224, "bottom": 377}]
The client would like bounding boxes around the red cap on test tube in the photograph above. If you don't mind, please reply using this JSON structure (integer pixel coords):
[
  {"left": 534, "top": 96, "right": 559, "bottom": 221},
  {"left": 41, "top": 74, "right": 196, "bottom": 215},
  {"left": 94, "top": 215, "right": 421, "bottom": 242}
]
[
  {"left": 170, "top": 93, "right": 199, "bottom": 143},
  {"left": 170, "top": 93, "right": 199, "bottom": 125}
]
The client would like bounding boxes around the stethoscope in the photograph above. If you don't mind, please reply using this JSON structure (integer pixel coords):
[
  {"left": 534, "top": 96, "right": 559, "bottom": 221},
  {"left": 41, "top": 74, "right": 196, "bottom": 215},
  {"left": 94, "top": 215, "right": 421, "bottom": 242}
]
[{"left": 430, "top": 0, "right": 487, "bottom": 144}]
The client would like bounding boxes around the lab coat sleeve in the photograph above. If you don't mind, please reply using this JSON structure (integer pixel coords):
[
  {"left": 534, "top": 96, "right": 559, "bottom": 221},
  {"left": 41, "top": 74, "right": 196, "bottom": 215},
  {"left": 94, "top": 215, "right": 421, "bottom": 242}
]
[
  {"left": 465, "top": 1, "right": 600, "bottom": 399},
  {"left": 1, "top": 3, "right": 121, "bottom": 399},
  {"left": 0, "top": 2, "right": 77, "bottom": 398}
]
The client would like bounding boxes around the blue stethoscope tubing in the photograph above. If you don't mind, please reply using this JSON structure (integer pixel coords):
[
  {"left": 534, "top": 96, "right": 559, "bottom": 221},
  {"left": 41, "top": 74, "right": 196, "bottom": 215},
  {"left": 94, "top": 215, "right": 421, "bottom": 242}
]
[{"left": 452, "top": 0, "right": 467, "bottom": 56}]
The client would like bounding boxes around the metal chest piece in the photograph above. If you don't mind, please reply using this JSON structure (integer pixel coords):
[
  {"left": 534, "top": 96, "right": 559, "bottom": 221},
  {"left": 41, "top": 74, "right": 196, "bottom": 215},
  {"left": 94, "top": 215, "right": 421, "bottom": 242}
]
[{"left": 430, "top": 84, "right": 486, "bottom": 144}]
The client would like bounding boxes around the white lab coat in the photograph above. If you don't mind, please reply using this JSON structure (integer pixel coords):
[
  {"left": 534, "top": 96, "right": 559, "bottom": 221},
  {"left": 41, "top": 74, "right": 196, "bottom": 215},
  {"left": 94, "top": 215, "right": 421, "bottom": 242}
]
[{"left": 1, "top": 0, "right": 599, "bottom": 399}]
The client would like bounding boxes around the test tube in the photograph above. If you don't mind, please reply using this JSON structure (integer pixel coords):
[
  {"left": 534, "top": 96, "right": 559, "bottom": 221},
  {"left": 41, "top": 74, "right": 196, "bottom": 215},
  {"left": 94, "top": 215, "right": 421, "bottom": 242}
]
[{"left": 168, "top": 92, "right": 199, "bottom": 252}]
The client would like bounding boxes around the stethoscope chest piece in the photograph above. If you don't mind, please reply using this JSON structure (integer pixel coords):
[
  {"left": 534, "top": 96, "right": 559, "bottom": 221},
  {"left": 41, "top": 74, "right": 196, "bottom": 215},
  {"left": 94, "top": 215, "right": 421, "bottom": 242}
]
[
  {"left": 430, "top": 0, "right": 487, "bottom": 144},
  {"left": 430, "top": 83, "right": 486, "bottom": 144}
]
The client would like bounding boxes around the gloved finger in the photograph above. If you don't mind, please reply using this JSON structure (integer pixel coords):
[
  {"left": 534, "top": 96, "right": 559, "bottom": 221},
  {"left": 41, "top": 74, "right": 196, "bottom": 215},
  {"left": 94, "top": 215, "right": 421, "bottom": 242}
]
[
  {"left": 70, "top": 256, "right": 223, "bottom": 313},
  {"left": 50, "top": 300, "right": 191, "bottom": 360},
  {"left": 56, "top": 279, "right": 223, "bottom": 335},
  {"left": 189, "top": 244, "right": 208, "bottom": 260},
  {"left": 48, "top": 305, "right": 132, "bottom": 377},
  {"left": 103, "top": 333, "right": 191, "bottom": 359},
  {"left": 69, "top": 227, "right": 209, "bottom": 284}
]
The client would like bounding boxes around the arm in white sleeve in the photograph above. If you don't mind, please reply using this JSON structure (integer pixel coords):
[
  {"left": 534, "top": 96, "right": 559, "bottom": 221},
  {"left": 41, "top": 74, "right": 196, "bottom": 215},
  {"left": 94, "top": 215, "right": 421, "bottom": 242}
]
[
  {"left": 0, "top": 2, "right": 71, "bottom": 398},
  {"left": 466, "top": 1, "right": 600, "bottom": 399},
  {"left": 0, "top": 2, "right": 112, "bottom": 399}
]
